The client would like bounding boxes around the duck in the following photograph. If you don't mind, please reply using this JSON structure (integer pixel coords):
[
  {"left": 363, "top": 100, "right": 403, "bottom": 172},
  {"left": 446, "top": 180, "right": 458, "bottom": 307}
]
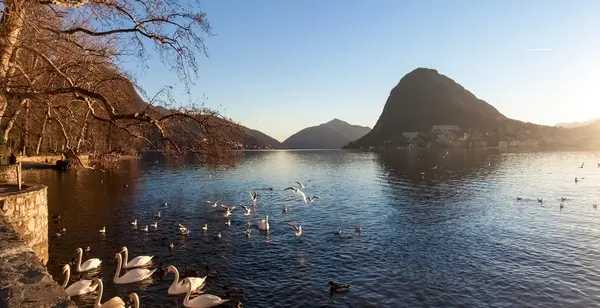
[
  {"left": 154, "top": 211, "right": 161, "bottom": 219},
  {"left": 257, "top": 215, "right": 269, "bottom": 231},
  {"left": 166, "top": 265, "right": 206, "bottom": 295},
  {"left": 61, "top": 264, "right": 98, "bottom": 297},
  {"left": 282, "top": 206, "right": 288, "bottom": 213},
  {"left": 155, "top": 262, "right": 168, "bottom": 279},
  {"left": 151, "top": 222, "right": 158, "bottom": 229},
  {"left": 328, "top": 281, "right": 350, "bottom": 294},
  {"left": 184, "top": 265, "right": 201, "bottom": 278},
  {"left": 98, "top": 226, "right": 106, "bottom": 234},
  {"left": 168, "top": 243, "right": 175, "bottom": 250},
  {"left": 141, "top": 225, "right": 149, "bottom": 232},
  {"left": 120, "top": 247, "right": 153, "bottom": 268},
  {"left": 201, "top": 224, "right": 208, "bottom": 232},
  {"left": 92, "top": 278, "right": 126, "bottom": 308},
  {"left": 179, "top": 224, "right": 191, "bottom": 235},
  {"left": 516, "top": 197, "right": 522, "bottom": 201},
  {"left": 222, "top": 286, "right": 245, "bottom": 302},
  {"left": 130, "top": 219, "right": 138, "bottom": 228},
  {"left": 225, "top": 220, "right": 231, "bottom": 226},
  {"left": 113, "top": 253, "right": 156, "bottom": 284},
  {"left": 74, "top": 247, "right": 102, "bottom": 273},
  {"left": 205, "top": 265, "right": 218, "bottom": 278},
  {"left": 182, "top": 277, "right": 229, "bottom": 308},
  {"left": 355, "top": 225, "right": 363, "bottom": 233}
]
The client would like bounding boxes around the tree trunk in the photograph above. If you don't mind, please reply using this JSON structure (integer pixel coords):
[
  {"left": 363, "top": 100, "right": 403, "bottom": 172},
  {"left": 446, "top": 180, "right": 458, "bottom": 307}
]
[
  {"left": 19, "top": 98, "right": 29, "bottom": 154},
  {"left": 35, "top": 104, "right": 50, "bottom": 155},
  {"left": 0, "top": 0, "right": 27, "bottom": 121},
  {"left": 1, "top": 98, "right": 27, "bottom": 144},
  {"left": 76, "top": 110, "right": 90, "bottom": 153}
]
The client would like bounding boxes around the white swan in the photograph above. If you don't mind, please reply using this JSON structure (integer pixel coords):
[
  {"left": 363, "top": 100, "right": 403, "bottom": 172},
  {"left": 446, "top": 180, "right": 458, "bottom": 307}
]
[
  {"left": 62, "top": 264, "right": 98, "bottom": 297},
  {"left": 183, "top": 277, "right": 229, "bottom": 308},
  {"left": 201, "top": 224, "right": 208, "bottom": 231},
  {"left": 166, "top": 265, "right": 206, "bottom": 295},
  {"left": 131, "top": 219, "right": 137, "bottom": 227},
  {"left": 74, "top": 247, "right": 102, "bottom": 273},
  {"left": 257, "top": 215, "right": 270, "bottom": 231},
  {"left": 93, "top": 278, "right": 125, "bottom": 308},
  {"left": 113, "top": 253, "right": 156, "bottom": 284},
  {"left": 99, "top": 226, "right": 106, "bottom": 234},
  {"left": 129, "top": 293, "right": 140, "bottom": 308},
  {"left": 120, "top": 247, "right": 153, "bottom": 268},
  {"left": 141, "top": 225, "right": 148, "bottom": 232},
  {"left": 151, "top": 222, "right": 158, "bottom": 229}
]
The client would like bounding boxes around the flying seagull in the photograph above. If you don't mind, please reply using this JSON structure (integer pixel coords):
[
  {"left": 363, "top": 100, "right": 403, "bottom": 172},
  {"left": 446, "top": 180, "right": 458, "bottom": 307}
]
[
  {"left": 306, "top": 196, "right": 320, "bottom": 203},
  {"left": 286, "top": 221, "right": 303, "bottom": 236},
  {"left": 295, "top": 181, "right": 305, "bottom": 188}
]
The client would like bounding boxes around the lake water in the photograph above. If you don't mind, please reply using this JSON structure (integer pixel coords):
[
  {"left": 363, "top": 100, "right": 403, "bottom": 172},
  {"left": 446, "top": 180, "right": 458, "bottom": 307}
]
[{"left": 25, "top": 149, "right": 600, "bottom": 307}]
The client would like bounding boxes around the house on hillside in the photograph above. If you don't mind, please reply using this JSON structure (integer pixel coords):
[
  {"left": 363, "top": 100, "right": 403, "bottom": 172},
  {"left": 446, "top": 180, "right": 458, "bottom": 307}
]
[
  {"left": 431, "top": 125, "right": 460, "bottom": 142},
  {"left": 402, "top": 132, "right": 420, "bottom": 140}
]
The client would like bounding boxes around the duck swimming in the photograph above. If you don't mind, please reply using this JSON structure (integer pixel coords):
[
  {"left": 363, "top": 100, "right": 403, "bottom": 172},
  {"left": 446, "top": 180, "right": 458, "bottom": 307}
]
[{"left": 328, "top": 281, "right": 350, "bottom": 296}]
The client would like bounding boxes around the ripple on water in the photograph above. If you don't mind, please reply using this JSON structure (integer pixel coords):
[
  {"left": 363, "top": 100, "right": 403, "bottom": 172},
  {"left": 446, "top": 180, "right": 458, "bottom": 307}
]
[{"left": 22, "top": 150, "right": 600, "bottom": 307}]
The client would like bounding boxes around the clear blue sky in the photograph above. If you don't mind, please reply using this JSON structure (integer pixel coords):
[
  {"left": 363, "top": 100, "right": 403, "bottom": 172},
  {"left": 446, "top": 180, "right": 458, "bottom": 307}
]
[{"left": 126, "top": 0, "right": 600, "bottom": 142}]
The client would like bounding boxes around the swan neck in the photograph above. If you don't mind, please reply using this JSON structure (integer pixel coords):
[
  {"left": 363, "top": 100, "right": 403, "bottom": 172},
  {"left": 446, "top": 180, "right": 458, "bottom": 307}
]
[
  {"left": 95, "top": 280, "right": 103, "bottom": 307},
  {"left": 114, "top": 254, "right": 122, "bottom": 281},
  {"left": 62, "top": 266, "right": 70, "bottom": 289},
  {"left": 173, "top": 267, "right": 180, "bottom": 285},
  {"left": 169, "top": 267, "right": 180, "bottom": 290},
  {"left": 122, "top": 248, "right": 128, "bottom": 266},
  {"left": 76, "top": 249, "right": 83, "bottom": 271},
  {"left": 184, "top": 279, "right": 192, "bottom": 304}
]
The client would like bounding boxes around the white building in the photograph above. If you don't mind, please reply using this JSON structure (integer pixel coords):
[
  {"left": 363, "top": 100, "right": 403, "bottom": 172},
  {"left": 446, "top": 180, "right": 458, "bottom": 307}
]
[
  {"left": 402, "top": 132, "right": 420, "bottom": 139},
  {"left": 431, "top": 125, "right": 459, "bottom": 135}
]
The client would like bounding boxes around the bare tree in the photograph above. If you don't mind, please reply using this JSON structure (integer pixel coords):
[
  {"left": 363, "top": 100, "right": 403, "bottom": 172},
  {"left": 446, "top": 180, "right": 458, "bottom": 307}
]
[{"left": 0, "top": 0, "right": 242, "bottom": 167}]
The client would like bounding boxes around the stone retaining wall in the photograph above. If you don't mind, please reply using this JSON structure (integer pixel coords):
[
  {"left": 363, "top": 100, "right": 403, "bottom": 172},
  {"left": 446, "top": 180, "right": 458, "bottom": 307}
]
[
  {"left": 0, "top": 165, "right": 17, "bottom": 184},
  {"left": 0, "top": 218, "right": 76, "bottom": 308},
  {"left": 0, "top": 185, "right": 48, "bottom": 263},
  {"left": 0, "top": 184, "right": 75, "bottom": 307}
]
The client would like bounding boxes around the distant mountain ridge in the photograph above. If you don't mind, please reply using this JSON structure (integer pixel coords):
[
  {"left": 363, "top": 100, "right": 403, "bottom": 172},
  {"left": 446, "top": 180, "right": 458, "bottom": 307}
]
[
  {"left": 243, "top": 126, "right": 282, "bottom": 149},
  {"left": 282, "top": 119, "right": 371, "bottom": 149},
  {"left": 555, "top": 118, "right": 599, "bottom": 129}
]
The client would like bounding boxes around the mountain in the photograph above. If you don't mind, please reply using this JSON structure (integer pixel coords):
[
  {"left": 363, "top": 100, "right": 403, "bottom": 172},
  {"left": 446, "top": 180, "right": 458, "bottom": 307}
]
[
  {"left": 282, "top": 119, "right": 371, "bottom": 149},
  {"left": 243, "top": 127, "right": 282, "bottom": 149},
  {"left": 555, "top": 118, "right": 599, "bottom": 129},
  {"left": 350, "top": 68, "right": 506, "bottom": 147}
]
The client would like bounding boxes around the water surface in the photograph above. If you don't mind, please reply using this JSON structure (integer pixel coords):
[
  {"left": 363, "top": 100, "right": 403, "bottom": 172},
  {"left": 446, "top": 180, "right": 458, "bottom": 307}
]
[{"left": 25, "top": 150, "right": 600, "bottom": 307}]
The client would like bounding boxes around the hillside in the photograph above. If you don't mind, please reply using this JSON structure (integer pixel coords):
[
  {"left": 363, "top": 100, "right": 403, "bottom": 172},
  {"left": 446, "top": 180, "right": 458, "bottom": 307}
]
[
  {"left": 350, "top": 68, "right": 506, "bottom": 147},
  {"left": 282, "top": 118, "right": 371, "bottom": 149},
  {"left": 243, "top": 127, "right": 282, "bottom": 149}
]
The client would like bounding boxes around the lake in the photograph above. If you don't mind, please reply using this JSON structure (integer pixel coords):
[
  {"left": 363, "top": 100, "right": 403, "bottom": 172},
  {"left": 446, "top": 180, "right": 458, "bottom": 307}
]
[{"left": 25, "top": 149, "right": 600, "bottom": 307}]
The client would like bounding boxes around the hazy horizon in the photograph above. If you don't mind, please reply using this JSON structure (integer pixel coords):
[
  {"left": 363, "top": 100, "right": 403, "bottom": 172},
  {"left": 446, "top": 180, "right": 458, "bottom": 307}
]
[{"left": 121, "top": 1, "right": 600, "bottom": 142}]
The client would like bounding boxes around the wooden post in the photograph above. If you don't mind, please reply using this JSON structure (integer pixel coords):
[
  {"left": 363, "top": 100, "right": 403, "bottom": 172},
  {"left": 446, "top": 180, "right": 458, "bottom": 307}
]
[{"left": 17, "top": 161, "right": 21, "bottom": 190}]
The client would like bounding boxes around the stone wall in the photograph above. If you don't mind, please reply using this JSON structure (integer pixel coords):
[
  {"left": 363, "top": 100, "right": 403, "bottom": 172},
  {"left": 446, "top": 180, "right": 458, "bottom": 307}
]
[
  {"left": 0, "top": 218, "right": 76, "bottom": 308},
  {"left": 0, "top": 165, "right": 17, "bottom": 184},
  {"left": 0, "top": 185, "right": 48, "bottom": 263}
]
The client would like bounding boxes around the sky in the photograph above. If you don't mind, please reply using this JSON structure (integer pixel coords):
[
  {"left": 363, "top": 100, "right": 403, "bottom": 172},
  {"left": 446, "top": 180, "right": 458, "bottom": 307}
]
[{"left": 123, "top": 0, "right": 600, "bottom": 142}]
